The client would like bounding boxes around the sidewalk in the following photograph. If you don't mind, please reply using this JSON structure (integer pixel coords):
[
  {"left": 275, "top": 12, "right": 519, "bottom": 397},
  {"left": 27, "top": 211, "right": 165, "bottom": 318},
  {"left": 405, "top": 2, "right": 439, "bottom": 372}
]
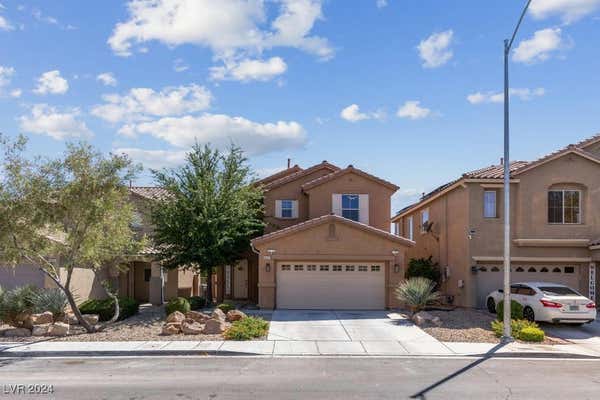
[{"left": 2, "top": 339, "right": 600, "bottom": 358}]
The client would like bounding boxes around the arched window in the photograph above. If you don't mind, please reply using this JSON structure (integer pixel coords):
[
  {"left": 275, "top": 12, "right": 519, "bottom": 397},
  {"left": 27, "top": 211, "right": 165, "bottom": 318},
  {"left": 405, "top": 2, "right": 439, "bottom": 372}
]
[
  {"left": 528, "top": 267, "right": 537, "bottom": 272},
  {"left": 479, "top": 266, "right": 487, "bottom": 272},
  {"left": 516, "top": 267, "right": 524, "bottom": 272},
  {"left": 491, "top": 266, "right": 500, "bottom": 272},
  {"left": 540, "top": 267, "right": 549, "bottom": 272},
  {"left": 552, "top": 267, "right": 561, "bottom": 273}
]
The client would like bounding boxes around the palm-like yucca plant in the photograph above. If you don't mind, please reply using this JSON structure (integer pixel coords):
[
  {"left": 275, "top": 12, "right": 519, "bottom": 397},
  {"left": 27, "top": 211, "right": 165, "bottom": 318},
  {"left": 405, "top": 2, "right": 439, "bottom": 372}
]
[
  {"left": 30, "top": 288, "right": 69, "bottom": 321},
  {"left": 395, "top": 277, "right": 440, "bottom": 313}
]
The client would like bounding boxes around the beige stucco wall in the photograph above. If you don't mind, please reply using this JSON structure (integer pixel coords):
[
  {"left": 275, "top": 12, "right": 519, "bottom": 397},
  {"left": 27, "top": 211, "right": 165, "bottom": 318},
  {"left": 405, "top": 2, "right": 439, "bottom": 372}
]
[
  {"left": 254, "top": 220, "right": 409, "bottom": 309},
  {"left": 305, "top": 172, "right": 395, "bottom": 231}
]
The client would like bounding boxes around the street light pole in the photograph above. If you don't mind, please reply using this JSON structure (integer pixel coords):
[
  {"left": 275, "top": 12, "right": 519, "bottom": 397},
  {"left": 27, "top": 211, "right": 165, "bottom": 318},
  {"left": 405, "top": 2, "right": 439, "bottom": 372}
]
[{"left": 502, "top": 0, "right": 531, "bottom": 342}]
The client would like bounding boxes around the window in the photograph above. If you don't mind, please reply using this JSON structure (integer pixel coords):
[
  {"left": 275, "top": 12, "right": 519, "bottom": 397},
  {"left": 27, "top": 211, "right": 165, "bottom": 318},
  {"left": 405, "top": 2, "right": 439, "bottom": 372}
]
[
  {"left": 144, "top": 268, "right": 151, "bottom": 282},
  {"left": 528, "top": 267, "right": 537, "bottom": 272},
  {"left": 548, "top": 190, "right": 581, "bottom": 224},
  {"left": 407, "top": 216, "right": 414, "bottom": 240},
  {"left": 346, "top": 265, "right": 355, "bottom": 272},
  {"left": 394, "top": 222, "right": 400, "bottom": 236},
  {"left": 371, "top": 265, "right": 381, "bottom": 272},
  {"left": 281, "top": 265, "right": 291, "bottom": 271},
  {"left": 281, "top": 200, "right": 294, "bottom": 218},
  {"left": 539, "top": 286, "right": 581, "bottom": 296},
  {"left": 307, "top": 265, "right": 317, "bottom": 271},
  {"left": 515, "top": 267, "right": 524, "bottom": 272},
  {"left": 294, "top": 265, "right": 303, "bottom": 271},
  {"left": 332, "top": 265, "right": 342, "bottom": 272},
  {"left": 552, "top": 267, "right": 561, "bottom": 273},
  {"left": 358, "top": 265, "right": 368, "bottom": 272},
  {"left": 540, "top": 267, "right": 549, "bottom": 272},
  {"left": 483, "top": 190, "right": 497, "bottom": 218},
  {"left": 341, "top": 194, "right": 360, "bottom": 222},
  {"left": 421, "top": 209, "right": 430, "bottom": 233},
  {"left": 564, "top": 266, "right": 575, "bottom": 274},
  {"left": 320, "top": 265, "right": 329, "bottom": 271}
]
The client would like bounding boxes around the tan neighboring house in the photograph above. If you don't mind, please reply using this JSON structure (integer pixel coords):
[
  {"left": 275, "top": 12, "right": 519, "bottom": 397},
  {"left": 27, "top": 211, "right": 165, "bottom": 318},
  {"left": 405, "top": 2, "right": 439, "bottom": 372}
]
[
  {"left": 0, "top": 187, "right": 201, "bottom": 305},
  {"left": 392, "top": 134, "right": 600, "bottom": 309},
  {"left": 236, "top": 161, "right": 414, "bottom": 310}
]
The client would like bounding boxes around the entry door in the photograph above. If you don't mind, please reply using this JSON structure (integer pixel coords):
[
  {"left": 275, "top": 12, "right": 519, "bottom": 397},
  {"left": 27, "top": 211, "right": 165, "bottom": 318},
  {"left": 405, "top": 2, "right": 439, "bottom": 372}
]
[
  {"left": 276, "top": 262, "right": 385, "bottom": 310},
  {"left": 234, "top": 260, "right": 248, "bottom": 299}
]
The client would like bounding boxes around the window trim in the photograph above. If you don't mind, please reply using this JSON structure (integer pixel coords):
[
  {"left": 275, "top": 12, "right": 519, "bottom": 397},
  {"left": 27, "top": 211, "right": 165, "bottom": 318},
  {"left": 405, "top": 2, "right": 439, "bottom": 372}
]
[
  {"left": 548, "top": 189, "right": 582, "bottom": 225},
  {"left": 341, "top": 194, "right": 360, "bottom": 222},
  {"left": 483, "top": 190, "right": 498, "bottom": 219}
]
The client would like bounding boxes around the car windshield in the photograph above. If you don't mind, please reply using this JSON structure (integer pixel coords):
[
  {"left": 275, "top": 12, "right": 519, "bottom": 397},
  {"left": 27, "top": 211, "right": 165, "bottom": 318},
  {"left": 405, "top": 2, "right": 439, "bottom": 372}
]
[{"left": 539, "top": 286, "right": 580, "bottom": 296}]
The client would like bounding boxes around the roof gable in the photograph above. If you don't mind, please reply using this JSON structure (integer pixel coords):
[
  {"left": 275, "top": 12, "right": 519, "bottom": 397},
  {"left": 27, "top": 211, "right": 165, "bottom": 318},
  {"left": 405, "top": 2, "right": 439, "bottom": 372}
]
[
  {"left": 302, "top": 166, "right": 399, "bottom": 192},
  {"left": 261, "top": 161, "right": 340, "bottom": 191},
  {"left": 254, "top": 165, "right": 303, "bottom": 186},
  {"left": 513, "top": 147, "right": 600, "bottom": 176}
]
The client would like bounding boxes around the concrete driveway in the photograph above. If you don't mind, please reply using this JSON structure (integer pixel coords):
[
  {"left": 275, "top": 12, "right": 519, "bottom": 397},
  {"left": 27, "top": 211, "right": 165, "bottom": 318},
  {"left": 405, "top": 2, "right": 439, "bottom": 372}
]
[
  {"left": 267, "top": 310, "right": 432, "bottom": 342},
  {"left": 542, "top": 319, "right": 600, "bottom": 351}
]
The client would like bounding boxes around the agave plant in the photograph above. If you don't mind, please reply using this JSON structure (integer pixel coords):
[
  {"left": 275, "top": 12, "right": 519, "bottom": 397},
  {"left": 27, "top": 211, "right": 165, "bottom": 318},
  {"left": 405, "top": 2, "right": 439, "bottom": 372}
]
[
  {"left": 0, "top": 285, "right": 38, "bottom": 327},
  {"left": 395, "top": 277, "right": 440, "bottom": 313},
  {"left": 30, "top": 288, "right": 69, "bottom": 321}
]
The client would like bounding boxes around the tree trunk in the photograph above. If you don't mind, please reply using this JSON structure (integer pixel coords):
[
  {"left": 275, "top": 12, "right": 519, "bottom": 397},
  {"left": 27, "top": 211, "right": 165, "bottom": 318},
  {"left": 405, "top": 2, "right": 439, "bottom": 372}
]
[
  {"left": 104, "top": 289, "right": 120, "bottom": 324},
  {"left": 205, "top": 268, "right": 214, "bottom": 305}
]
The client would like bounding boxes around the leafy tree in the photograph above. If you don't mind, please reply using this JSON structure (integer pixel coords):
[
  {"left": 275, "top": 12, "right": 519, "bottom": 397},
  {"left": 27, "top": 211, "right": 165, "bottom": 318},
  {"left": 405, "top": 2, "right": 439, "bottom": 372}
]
[
  {"left": 0, "top": 134, "right": 142, "bottom": 332},
  {"left": 406, "top": 256, "right": 441, "bottom": 285},
  {"left": 151, "top": 144, "right": 264, "bottom": 304}
]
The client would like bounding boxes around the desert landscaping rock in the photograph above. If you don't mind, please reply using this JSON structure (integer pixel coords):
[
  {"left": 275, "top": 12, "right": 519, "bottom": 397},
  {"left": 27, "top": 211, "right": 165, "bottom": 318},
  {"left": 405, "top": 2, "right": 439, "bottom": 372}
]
[
  {"left": 412, "top": 311, "right": 441, "bottom": 327},
  {"left": 203, "top": 318, "right": 227, "bottom": 334},
  {"left": 48, "top": 322, "right": 69, "bottom": 337},
  {"left": 166, "top": 311, "right": 185, "bottom": 324},
  {"left": 82, "top": 314, "right": 100, "bottom": 325},
  {"left": 4, "top": 327, "right": 32, "bottom": 337},
  {"left": 185, "top": 311, "right": 210, "bottom": 323},
  {"left": 161, "top": 323, "right": 181, "bottom": 336},
  {"left": 32, "top": 324, "right": 51, "bottom": 336},
  {"left": 31, "top": 311, "right": 54, "bottom": 325},
  {"left": 212, "top": 309, "right": 226, "bottom": 322},
  {"left": 181, "top": 320, "right": 204, "bottom": 335},
  {"left": 226, "top": 310, "right": 247, "bottom": 322}
]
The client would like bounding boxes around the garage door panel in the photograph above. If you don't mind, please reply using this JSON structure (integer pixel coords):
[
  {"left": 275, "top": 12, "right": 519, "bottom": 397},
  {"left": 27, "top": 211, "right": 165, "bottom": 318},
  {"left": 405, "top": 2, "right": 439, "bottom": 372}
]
[{"left": 277, "top": 263, "right": 385, "bottom": 310}]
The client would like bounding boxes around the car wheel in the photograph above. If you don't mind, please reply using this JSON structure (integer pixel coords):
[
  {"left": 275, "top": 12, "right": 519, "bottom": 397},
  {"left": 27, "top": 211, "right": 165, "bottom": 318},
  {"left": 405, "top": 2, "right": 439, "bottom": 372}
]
[
  {"left": 486, "top": 298, "right": 496, "bottom": 314},
  {"left": 523, "top": 306, "right": 535, "bottom": 322}
]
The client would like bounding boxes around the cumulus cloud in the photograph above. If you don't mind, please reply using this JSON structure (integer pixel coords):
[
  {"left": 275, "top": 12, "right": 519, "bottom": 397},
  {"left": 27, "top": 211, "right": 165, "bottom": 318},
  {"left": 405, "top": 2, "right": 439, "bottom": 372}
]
[
  {"left": 396, "top": 101, "right": 431, "bottom": 120},
  {"left": 33, "top": 70, "right": 69, "bottom": 95},
  {"left": 210, "top": 57, "right": 287, "bottom": 82},
  {"left": 512, "top": 28, "right": 567, "bottom": 64},
  {"left": 118, "top": 113, "right": 307, "bottom": 156},
  {"left": 173, "top": 58, "right": 189, "bottom": 72},
  {"left": 10, "top": 88, "right": 22, "bottom": 98},
  {"left": 114, "top": 148, "right": 187, "bottom": 170},
  {"left": 0, "top": 65, "right": 14, "bottom": 88},
  {"left": 19, "top": 104, "right": 93, "bottom": 140},
  {"left": 340, "top": 104, "right": 385, "bottom": 123},
  {"left": 417, "top": 30, "right": 454, "bottom": 68},
  {"left": 107, "top": 0, "right": 333, "bottom": 61},
  {"left": 467, "top": 88, "right": 546, "bottom": 104},
  {"left": 96, "top": 72, "right": 117, "bottom": 86},
  {"left": 91, "top": 84, "right": 213, "bottom": 123},
  {"left": 529, "top": 0, "right": 600, "bottom": 23},
  {"left": 0, "top": 14, "right": 12, "bottom": 31}
]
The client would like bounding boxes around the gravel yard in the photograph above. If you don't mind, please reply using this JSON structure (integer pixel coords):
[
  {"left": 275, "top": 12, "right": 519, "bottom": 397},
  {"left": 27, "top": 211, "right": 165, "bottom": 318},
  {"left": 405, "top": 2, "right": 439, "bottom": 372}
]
[{"left": 0, "top": 304, "right": 271, "bottom": 343}]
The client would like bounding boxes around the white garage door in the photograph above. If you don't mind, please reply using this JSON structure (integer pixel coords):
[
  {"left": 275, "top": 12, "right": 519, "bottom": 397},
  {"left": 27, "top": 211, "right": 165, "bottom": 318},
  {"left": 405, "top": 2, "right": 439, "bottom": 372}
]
[
  {"left": 276, "top": 262, "right": 385, "bottom": 310},
  {"left": 476, "top": 264, "right": 582, "bottom": 308}
]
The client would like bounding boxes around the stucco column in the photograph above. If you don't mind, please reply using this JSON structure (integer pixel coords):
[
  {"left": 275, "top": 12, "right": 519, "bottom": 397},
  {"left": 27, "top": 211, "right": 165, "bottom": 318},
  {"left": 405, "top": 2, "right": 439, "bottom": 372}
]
[{"left": 148, "top": 261, "right": 163, "bottom": 305}]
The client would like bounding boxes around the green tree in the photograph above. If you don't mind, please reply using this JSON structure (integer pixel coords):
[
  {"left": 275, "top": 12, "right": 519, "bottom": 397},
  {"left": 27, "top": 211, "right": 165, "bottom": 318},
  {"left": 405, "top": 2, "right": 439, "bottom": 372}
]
[
  {"left": 151, "top": 144, "right": 264, "bottom": 304},
  {"left": 0, "top": 134, "right": 142, "bottom": 332}
]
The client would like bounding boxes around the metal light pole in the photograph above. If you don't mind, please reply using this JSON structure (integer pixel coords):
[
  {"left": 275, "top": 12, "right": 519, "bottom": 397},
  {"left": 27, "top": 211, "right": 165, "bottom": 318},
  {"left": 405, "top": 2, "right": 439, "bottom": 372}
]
[{"left": 502, "top": 0, "right": 531, "bottom": 341}]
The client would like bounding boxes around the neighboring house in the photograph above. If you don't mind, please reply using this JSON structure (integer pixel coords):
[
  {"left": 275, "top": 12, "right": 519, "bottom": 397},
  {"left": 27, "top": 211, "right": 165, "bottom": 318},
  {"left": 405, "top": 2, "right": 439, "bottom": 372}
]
[
  {"left": 392, "top": 135, "right": 600, "bottom": 308},
  {"left": 0, "top": 187, "right": 201, "bottom": 305},
  {"left": 223, "top": 161, "right": 414, "bottom": 310}
]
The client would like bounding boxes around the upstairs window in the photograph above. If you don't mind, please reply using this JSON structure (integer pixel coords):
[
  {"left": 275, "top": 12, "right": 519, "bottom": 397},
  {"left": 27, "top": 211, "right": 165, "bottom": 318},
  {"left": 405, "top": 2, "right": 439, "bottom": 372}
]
[
  {"left": 281, "top": 200, "right": 293, "bottom": 218},
  {"left": 420, "top": 209, "right": 429, "bottom": 233},
  {"left": 548, "top": 190, "right": 581, "bottom": 224},
  {"left": 407, "top": 216, "right": 414, "bottom": 241},
  {"left": 483, "top": 190, "right": 497, "bottom": 218},
  {"left": 341, "top": 194, "right": 360, "bottom": 222}
]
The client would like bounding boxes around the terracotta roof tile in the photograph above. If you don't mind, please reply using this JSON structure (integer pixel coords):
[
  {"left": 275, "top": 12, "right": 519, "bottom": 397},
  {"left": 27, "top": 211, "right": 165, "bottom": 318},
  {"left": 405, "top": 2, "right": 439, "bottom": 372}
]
[
  {"left": 302, "top": 165, "right": 399, "bottom": 192},
  {"left": 129, "top": 186, "right": 171, "bottom": 201},
  {"left": 463, "top": 161, "right": 530, "bottom": 179},
  {"left": 255, "top": 165, "right": 303, "bottom": 186},
  {"left": 261, "top": 161, "right": 340, "bottom": 191}
]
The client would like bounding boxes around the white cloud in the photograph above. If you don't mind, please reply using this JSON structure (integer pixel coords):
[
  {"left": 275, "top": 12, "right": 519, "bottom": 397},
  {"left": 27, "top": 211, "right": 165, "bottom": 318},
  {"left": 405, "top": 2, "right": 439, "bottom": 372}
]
[
  {"left": 396, "top": 101, "right": 431, "bottom": 120},
  {"left": 530, "top": 0, "right": 600, "bottom": 23},
  {"left": 19, "top": 104, "right": 93, "bottom": 140},
  {"left": 0, "top": 65, "right": 14, "bottom": 88},
  {"left": 96, "top": 72, "right": 117, "bottom": 86},
  {"left": 33, "top": 70, "right": 69, "bottom": 95},
  {"left": 210, "top": 57, "right": 287, "bottom": 82},
  {"left": 512, "top": 28, "right": 566, "bottom": 64},
  {"left": 340, "top": 104, "right": 385, "bottom": 123},
  {"left": 467, "top": 88, "right": 546, "bottom": 104},
  {"left": 114, "top": 148, "right": 187, "bottom": 170},
  {"left": 173, "top": 58, "right": 189, "bottom": 73},
  {"left": 10, "top": 88, "right": 22, "bottom": 98},
  {"left": 376, "top": 0, "right": 388, "bottom": 8},
  {"left": 118, "top": 113, "right": 307, "bottom": 156},
  {"left": 32, "top": 8, "right": 58, "bottom": 25},
  {"left": 107, "top": 0, "right": 333, "bottom": 62},
  {"left": 417, "top": 30, "right": 454, "bottom": 68},
  {"left": 0, "top": 14, "right": 12, "bottom": 31},
  {"left": 91, "top": 84, "right": 213, "bottom": 123}
]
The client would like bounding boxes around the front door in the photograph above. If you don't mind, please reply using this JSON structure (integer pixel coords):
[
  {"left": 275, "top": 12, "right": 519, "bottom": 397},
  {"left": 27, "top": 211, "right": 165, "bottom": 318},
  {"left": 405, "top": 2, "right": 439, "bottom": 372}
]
[{"left": 233, "top": 260, "right": 248, "bottom": 299}]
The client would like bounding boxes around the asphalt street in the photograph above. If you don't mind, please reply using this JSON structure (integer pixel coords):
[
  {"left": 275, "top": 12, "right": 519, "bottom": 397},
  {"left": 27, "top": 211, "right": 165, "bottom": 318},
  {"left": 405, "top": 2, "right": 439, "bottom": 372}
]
[{"left": 0, "top": 356, "right": 599, "bottom": 399}]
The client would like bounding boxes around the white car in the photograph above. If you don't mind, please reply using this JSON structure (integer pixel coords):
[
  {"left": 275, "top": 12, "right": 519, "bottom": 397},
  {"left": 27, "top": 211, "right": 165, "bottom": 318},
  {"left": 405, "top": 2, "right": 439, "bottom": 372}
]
[{"left": 486, "top": 282, "right": 597, "bottom": 324}]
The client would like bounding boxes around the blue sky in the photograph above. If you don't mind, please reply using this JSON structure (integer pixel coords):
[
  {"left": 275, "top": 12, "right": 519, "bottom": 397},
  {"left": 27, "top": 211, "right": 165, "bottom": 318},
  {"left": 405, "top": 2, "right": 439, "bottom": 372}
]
[{"left": 1, "top": 0, "right": 600, "bottom": 214}]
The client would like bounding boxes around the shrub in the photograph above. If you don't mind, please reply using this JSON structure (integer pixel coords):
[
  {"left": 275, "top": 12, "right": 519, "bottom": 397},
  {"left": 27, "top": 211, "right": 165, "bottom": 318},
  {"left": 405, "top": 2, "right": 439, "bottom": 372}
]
[
  {"left": 30, "top": 288, "right": 69, "bottom": 320},
  {"left": 165, "top": 297, "right": 190, "bottom": 315},
  {"left": 395, "top": 277, "right": 440, "bottom": 313},
  {"left": 224, "top": 316, "right": 269, "bottom": 340},
  {"left": 79, "top": 297, "right": 140, "bottom": 321},
  {"left": 0, "top": 285, "right": 39, "bottom": 327},
  {"left": 217, "top": 303, "right": 235, "bottom": 313},
  {"left": 406, "top": 257, "right": 441, "bottom": 285},
  {"left": 491, "top": 319, "right": 543, "bottom": 342},
  {"left": 496, "top": 300, "right": 524, "bottom": 321},
  {"left": 187, "top": 296, "right": 206, "bottom": 310}
]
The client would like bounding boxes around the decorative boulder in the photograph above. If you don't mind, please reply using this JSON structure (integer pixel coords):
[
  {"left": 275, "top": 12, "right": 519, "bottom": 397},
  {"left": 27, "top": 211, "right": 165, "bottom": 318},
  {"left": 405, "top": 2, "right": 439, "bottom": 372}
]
[
  {"left": 161, "top": 323, "right": 181, "bottom": 335},
  {"left": 202, "top": 318, "right": 227, "bottom": 334},
  {"left": 15, "top": 313, "right": 33, "bottom": 329},
  {"left": 166, "top": 311, "right": 186, "bottom": 324},
  {"left": 211, "top": 309, "right": 227, "bottom": 322},
  {"left": 64, "top": 312, "right": 79, "bottom": 325},
  {"left": 4, "top": 328, "right": 32, "bottom": 337},
  {"left": 411, "top": 311, "right": 441, "bottom": 327},
  {"left": 31, "top": 311, "right": 54, "bottom": 325},
  {"left": 185, "top": 311, "right": 210, "bottom": 323},
  {"left": 32, "top": 324, "right": 51, "bottom": 336},
  {"left": 82, "top": 314, "right": 100, "bottom": 325},
  {"left": 226, "top": 310, "right": 247, "bottom": 322},
  {"left": 181, "top": 319, "right": 204, "bottom": 335},
  {"left": 47, "top": 322, "right": 69, "bottom": 337}
]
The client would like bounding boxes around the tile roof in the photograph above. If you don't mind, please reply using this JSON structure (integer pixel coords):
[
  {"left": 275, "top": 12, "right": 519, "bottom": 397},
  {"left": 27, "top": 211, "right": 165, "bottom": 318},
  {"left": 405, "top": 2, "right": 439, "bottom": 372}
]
[
  {"left": 255, "top": 165, "right": 303, "bottom": 186},
  {"left": 252, "top": 213, "right": 415, "bottom": 246},
  {"left": 301, "top": 165, "right": 399, "bottom": 192},
  {"left": 463, "top": 161, "right": 530, "bottom": 179},
  {"left": 261, "top": 161, "right": 340, "bottom": 191},
  {"left": 129, "top": 186, "right": 171, "bottom": 201}
]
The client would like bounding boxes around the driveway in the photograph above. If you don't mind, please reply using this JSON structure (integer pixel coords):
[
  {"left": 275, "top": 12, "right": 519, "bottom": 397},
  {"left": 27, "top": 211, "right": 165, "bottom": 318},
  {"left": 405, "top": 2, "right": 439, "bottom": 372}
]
[{"left": 542, "top": 319, "right": 600, "bottom": 351}]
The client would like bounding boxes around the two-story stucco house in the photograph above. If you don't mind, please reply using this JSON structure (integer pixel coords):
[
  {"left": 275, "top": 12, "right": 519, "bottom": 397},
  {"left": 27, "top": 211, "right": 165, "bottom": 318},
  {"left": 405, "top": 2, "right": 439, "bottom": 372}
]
[
  {"left": 219, "top": 161, "right": 414, "bottom": 310},
  {"left": 392, "top": 135, "right": 600, "bottom": 309}
]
